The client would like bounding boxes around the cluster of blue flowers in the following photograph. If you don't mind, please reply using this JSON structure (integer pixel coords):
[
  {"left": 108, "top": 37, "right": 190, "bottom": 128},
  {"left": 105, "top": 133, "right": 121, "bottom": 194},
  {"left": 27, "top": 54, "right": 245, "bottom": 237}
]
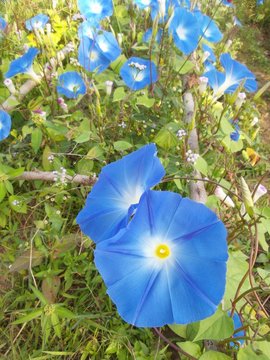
[{"left": 77, "top": 144, "right": 228, "bottom": 327}]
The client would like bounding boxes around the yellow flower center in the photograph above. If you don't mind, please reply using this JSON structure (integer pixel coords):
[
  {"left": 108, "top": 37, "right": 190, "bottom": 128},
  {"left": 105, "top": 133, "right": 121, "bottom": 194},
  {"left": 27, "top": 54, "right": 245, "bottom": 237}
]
[{"left": 155, "top": 244, "right": 170, "bottom": 259}]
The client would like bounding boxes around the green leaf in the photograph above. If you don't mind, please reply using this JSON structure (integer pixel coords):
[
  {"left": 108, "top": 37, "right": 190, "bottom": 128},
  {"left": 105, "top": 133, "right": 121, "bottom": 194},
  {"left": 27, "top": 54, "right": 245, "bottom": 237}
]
[
  {"left": 0, "top": 182, "right": 6, "bottom": 203},
  {"left": 51, "top": 312, "right": 61, "bottom": 338},
  {"left": 9, "top": 249, "right": 44, "bottom": 272},
  {"left": 154, "top": 126, "right": 178, "bottom": 150},
  {"left": 199, "top": 351, "right": 231, "bottom": 360},
  {"left": 223, "top": 251, "right": 250, "bottom": 308},
  {"left": 42, "top": 146, "right": 53, "bottom": 171},
  {"left": 113, "top": 87, "right": 126, "bottom": 102},
  {"left": 12, "top": 309, "right": 43, "bottom": 325},
  {"left": 220, "top": 118, "right": 235, "bottom": 135},
  {"left": 9, "top": 195, "right": 27, "bottom": 214},
  {"left": 173, "top": 57, "right": 194, "bottom": 74},
  {"left": 136, "top": 94, "right": 155, "bottom": 108},
  {"left": 193, "top": 308, "right": 234, "bottom": 341},
  {"left": 86, "top": 145, "right": 104, "bottom": 160},
  {"left": 238, "top": 344, "right": 269, "bottom": 360},
  {"left": 177, "top": 341, "right": 201, "bottom": 358},
  {"left": 30, "top": 285, "right": 48, "bottom": 305},
  {"left": 222, "top": 135, "right": 243, "bottom": 153},
  {"left": 113, "top": 141, "right": 133, "bottom": 152},
  {"left": 55, "top": 306, "right": 76, "bottom": 319},
  {"left": 31, "top": 128, "right": 43, "bottom": 154},
  {"left": 254, "top": 81, "right": 270, "bottom": 100},
  {"left": 194, "top": 156, "right": 208, "bottom": 176},
  {"left": 169, "top": 324, "right": 187, "bottom": 338}
]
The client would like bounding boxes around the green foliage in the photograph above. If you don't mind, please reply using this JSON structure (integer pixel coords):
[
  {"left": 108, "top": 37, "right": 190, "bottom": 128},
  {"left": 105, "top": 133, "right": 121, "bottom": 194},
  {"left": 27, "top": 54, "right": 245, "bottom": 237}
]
[{"left": 0, "top": 0, "right": 270, "bottom": 358}]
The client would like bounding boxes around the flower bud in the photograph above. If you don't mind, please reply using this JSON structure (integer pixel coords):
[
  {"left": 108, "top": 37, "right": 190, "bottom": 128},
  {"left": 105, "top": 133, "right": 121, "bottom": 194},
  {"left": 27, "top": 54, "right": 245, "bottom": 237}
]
[{"left": 214, "top": 186, "right": 235, "bottom": 208}]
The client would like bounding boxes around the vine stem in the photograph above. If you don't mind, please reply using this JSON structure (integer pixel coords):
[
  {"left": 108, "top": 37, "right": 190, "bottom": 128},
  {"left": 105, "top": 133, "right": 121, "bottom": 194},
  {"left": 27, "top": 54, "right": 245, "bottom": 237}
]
[{"left": 153, "top": 328, "right": 198, "bottom": 360}]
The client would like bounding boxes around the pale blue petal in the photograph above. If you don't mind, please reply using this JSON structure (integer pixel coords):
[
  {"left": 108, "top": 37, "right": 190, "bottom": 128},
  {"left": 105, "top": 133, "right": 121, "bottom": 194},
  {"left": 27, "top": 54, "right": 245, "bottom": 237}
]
[{"left": 76, "top": 144, "right": 165, "bottom": 243}]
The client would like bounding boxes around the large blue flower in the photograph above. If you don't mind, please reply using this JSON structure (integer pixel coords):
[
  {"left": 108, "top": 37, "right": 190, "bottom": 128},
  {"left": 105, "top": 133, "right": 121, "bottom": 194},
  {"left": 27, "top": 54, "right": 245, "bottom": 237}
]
[
  {"left": 78, "top": 36, "right": 110, "bottom": 74},
  {"left": 78, "top": 0, "right": 113, "bottom": 25},
  {"left": 0, "top": 16, "right": 7, "bottom": 31},
  {"left": 57, "top": 71, "right": 86, "bottom": 99},
  {"left": 77, "top": 144, "right": 165, "bottom": 243},
  {"left": 25, "top": 14, "right": 49, "bottom": 31},
  {"left": 95, "top": 190, "right": 228, "bottom": 327},
  {"left": 195, "top": 11, "right": 223, "bottom": 43},
  {"left": 95, "top": 31, "right": 121, "bottom": 62},
  {"left": 78, "top": 20, "right": 97, "bottom": 40},
  {"left": 204, "top": 53, "right": 257, "bottom": 97},
  {"left": 169, "top": 7, "right": 200, "bottom": 55},
  {"left": 120, "top": 57, "right": 158, "bottom": 91},
  {"left": 0, "top": 110, "right": 11, "bottom": 141},
  {"left": 5, "top": 47, "right": 40, "bottom": 78}
]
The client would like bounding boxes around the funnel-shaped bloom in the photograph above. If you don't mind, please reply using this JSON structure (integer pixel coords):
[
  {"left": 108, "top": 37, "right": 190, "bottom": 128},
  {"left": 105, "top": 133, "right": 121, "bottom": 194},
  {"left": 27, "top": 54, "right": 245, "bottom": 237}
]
[
  {"left": 0, "top": 16, "right": 7, "bottom": 31},
  {"left": 78, "top": 20, "right": 97, "bottom": 40},
  {"left": 25, "top": 14, "right": 49, "bottom": 31},
  {"left": 0, "top": 110, "right": 11, "bottom": 141},
  {"left": 95, "top": 190, "right": 228, "bottom": 327},
  {"left": 78, "top": 0, "right": 113, "bottom": 25},
  {"left": 77, "top": 144, "right": 165, "bottom": 243},
  {"left": 78, "top": 36, "right": 110, "bottom": 74},
  {"left": 57, "top": 71, "right": 86, "bottom": 99},
  {"left": 195, "top": 11, "right": 223, "bottom": 43},
  {"left": 5, "top": 47, "right": 39, "bottom": 78},
  {"left": 204, "top": 53, "right": 257, "bottom": 97},
  {"left": 120, "top": 57, "right": 158, "bottom": 91},
  {"left": 169, "top": 7, "right": 199, "bottom": 55},
  {"left": 95, "top": 31, "right": 121, "bottom": 62}
]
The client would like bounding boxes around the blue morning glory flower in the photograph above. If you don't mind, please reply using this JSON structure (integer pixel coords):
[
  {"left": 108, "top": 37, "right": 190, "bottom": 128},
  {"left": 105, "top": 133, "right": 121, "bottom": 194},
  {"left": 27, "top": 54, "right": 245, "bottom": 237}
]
[
  {"left": 133, "top": 0, "right": 153, "bottom": 9},
  {"left": 95, "top": 31, "right": 121, "bottom": 62},
  {"left": 150, "top": 0, "right": 180, "bottom": 23},
  {"left": 56, "top": 71, "right": 86, "bottom": 99},
  {"left": 77, "top": 144, "right": 165, "bottom": 243},
  {"left": 257, "top": 0, "right": 264, "bottom": 4},
  {"left": 204, "top": 53, "right": 257, "bottom": 97},
  {"left": 5, "top": 47, "right": 40, "bottom": 79},
  {"left": 195, "top": 11, "right": 223, "bottom": 43},
  {"left": 0, "top": 16, "right": 7, "bottom": 31},
  {"left": 120, "top": 57, "right": 158, "bottom": 91},
  {"left": 169, "top": 7, "right": 200, "bottom": 55},
  {"left": 25, "top": 14, "right": 49, "bottom": 31},
  {"left": 95, "top": 190, "right": 228, "bottom": 327},
  {"left": 143, "top": 28, "right": 163, "bottom": 44},
  {"left": 0, "top": 110, "right": 11, "bottom": 141},
  {"left": 78, "top": 36, "right": 110, "bottom": 74},
  {"left": 78, "top": 20, "right": 97, "bottom": 39},
  {"left": 230, "top": 312, "right": 245, "bottom": 346},
  {"left": 202, "top": 44, "right": 216, "bottom": 62},
  {"left": 230, "top": 122, "right": 240, "bottom": 142},
  {"left": 78, "top": 0, "right": 113, "bottom": 25}
]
